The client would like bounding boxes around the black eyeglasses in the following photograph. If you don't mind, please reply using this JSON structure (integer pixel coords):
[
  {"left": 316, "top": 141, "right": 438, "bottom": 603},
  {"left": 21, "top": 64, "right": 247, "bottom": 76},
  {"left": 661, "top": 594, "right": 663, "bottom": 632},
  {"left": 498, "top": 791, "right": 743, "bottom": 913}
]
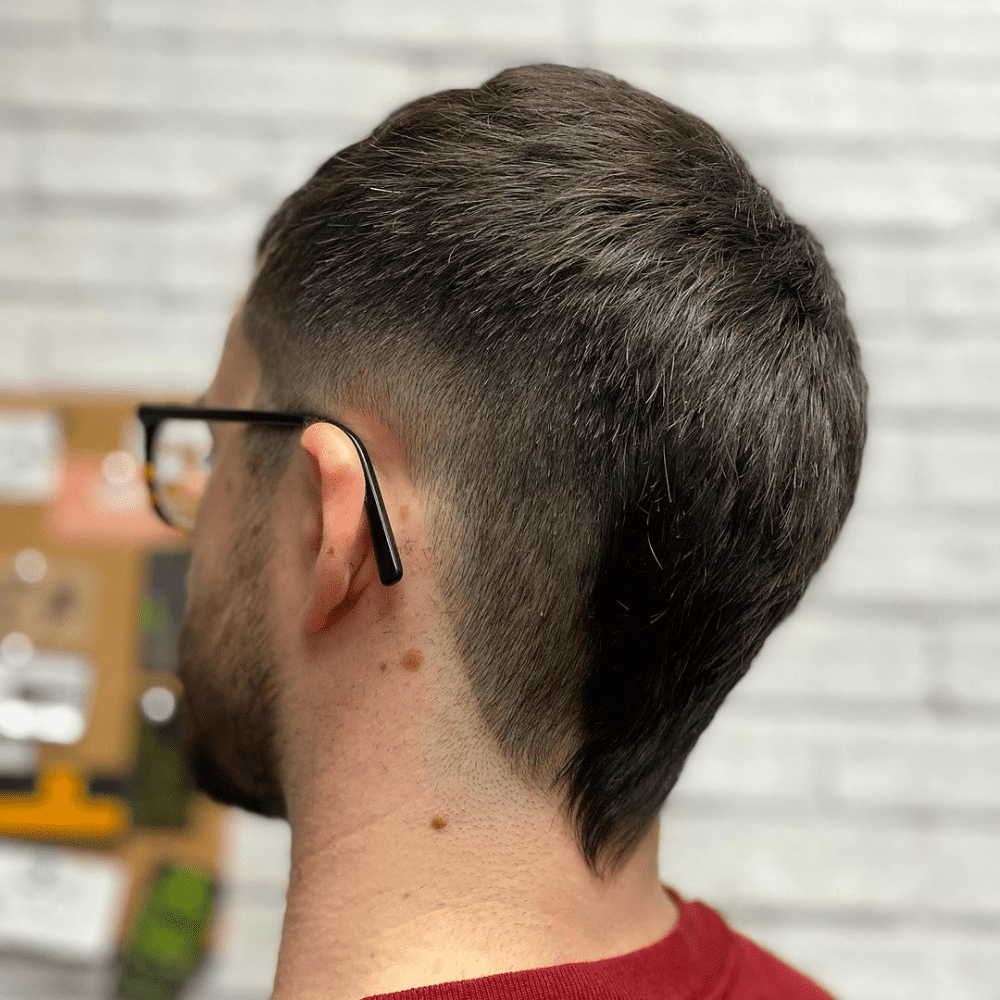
[{"left": 136, "top": 404, "right": 403, "bottom": 586}]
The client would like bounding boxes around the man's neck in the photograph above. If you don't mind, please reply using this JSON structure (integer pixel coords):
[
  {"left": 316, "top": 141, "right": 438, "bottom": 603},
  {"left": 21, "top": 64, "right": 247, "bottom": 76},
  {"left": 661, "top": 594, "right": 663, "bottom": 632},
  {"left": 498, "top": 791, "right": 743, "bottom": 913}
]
[
  {"left": 269, "top": 592, "right": 677, "bottom": 999},
  {"left": 271, "top": 793, "right": 676, "bottom": 1000}
]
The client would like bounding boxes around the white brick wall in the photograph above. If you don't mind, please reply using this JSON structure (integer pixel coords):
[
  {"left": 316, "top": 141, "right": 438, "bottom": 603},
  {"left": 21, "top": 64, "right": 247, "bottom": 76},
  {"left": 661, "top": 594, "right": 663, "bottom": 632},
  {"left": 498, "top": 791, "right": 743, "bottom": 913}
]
[
  {"left": 863, "top": 427, "right": 1000, "bottom": 509},
  {"left": 1, "top": 1, "right": 997, "bottom": 998},
  {"left": 942, "top": 623, "right": 1000, "bottom": 706},
  {"left": 738, "top": 612, "right": 932, "bottom": 703},
  {"left": 661, "top": 813, "right": 1000, "bottom": 913}
]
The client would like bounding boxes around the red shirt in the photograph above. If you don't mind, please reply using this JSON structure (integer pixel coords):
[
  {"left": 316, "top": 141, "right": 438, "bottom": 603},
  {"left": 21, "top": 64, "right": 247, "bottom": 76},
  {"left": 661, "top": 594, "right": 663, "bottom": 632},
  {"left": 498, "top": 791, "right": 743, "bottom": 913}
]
[{"left": 365, "top": 891, "right": 835, "bottom": 999}]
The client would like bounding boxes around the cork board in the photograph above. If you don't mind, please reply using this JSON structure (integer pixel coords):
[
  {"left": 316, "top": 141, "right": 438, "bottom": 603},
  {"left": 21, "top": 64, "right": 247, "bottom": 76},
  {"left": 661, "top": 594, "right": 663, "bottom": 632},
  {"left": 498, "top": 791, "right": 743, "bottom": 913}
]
[{"left": 0, "top": 393, "right": 227, "bottom": 958}]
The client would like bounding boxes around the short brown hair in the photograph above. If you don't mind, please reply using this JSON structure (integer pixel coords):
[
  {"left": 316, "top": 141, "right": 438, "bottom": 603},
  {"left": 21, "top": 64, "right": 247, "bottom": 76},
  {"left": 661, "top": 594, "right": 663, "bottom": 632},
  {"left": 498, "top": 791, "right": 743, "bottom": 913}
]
[{"left": 244, "top": 64, "right": 867, "bottom": 873}]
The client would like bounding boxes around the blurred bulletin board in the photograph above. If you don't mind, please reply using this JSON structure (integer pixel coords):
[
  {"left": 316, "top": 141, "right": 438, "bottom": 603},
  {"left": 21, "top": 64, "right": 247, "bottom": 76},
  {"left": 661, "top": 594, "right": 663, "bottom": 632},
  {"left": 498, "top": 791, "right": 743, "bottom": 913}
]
[{"left": 0, "top": 395, "right": 225, "bottom": 990}]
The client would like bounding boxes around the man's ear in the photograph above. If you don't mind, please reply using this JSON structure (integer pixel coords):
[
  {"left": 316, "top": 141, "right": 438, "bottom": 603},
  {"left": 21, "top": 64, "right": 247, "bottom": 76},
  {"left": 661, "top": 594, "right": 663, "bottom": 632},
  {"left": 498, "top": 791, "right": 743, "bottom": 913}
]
[{"left": 298, "top": 421, "right": 371, "bottom": 634}]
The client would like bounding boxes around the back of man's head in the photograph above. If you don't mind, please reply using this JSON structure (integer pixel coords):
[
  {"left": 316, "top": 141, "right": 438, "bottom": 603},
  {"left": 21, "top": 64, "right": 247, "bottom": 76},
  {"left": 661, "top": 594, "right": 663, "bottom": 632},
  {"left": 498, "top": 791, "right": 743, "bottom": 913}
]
[{"left": 243, "top": 63, "right": 867, "bottom": 874}]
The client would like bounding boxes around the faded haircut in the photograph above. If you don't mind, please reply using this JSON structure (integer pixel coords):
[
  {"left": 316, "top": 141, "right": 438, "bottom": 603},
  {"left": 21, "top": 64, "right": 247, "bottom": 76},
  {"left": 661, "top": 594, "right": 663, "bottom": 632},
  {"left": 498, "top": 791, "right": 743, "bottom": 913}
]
[{"left": 242, "top": 64, "right": 867, "bottom": 874}]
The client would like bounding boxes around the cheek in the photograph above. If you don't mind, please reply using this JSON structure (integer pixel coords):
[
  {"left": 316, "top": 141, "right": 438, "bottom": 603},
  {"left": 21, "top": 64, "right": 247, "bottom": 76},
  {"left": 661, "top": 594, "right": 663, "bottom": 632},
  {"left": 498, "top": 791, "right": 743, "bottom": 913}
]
[{"left": 187, "top": 463, "right": 240, "bottom": 602}]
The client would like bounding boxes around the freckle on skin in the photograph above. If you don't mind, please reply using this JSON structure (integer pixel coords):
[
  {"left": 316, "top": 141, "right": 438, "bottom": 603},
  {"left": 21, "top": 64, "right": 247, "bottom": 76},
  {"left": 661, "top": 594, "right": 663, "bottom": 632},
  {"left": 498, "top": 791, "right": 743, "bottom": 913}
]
[
  {"left": 430, "top": 816, "right": 448, "bottom": 831},
  {"left": 400, "top": 504, "right": 410, "bottom": 522},
  {"left": 402, "top": 649, "right": 423, "bottom": 672},
  {"left": 379, "top": 662, "right": 387, "bottom": 672}
]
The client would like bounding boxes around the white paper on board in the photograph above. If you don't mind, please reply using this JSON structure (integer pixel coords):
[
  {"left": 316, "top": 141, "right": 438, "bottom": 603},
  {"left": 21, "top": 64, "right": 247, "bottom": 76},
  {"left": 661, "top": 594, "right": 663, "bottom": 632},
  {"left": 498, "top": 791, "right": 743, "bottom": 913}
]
[
  {"left": 0, "top": 649, "right": 93, "bottom": 745},
  {"left": 0, "top": 840, "right": 129, "bottom": 963},
  {"left": 0, "top": 410, "right": 63, "bottom": 503}
]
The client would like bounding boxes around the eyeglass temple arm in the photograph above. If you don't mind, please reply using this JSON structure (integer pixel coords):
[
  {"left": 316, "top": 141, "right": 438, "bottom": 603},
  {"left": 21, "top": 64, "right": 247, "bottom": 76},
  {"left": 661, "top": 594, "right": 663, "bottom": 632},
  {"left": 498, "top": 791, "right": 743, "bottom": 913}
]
[
  {"left": 138, "top": 407, "right": 403, "bottom": 586},
  {"left": 339, "top": 427, "right": 404, "bottom": 587}
]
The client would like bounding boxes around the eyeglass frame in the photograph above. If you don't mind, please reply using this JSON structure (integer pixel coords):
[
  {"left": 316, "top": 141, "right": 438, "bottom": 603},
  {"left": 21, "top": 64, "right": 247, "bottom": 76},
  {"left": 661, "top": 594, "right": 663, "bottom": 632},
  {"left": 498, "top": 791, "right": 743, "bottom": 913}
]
[{"left": 136, "top": 404, "right": 403, "bottom": 586}]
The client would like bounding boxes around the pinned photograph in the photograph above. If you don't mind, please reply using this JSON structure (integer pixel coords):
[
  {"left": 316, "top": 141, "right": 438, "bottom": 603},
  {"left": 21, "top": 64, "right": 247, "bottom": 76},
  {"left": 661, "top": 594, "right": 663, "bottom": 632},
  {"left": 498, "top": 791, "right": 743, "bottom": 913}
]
[{"left": 0, "top": 410, "right": 62, "bottom": 505}]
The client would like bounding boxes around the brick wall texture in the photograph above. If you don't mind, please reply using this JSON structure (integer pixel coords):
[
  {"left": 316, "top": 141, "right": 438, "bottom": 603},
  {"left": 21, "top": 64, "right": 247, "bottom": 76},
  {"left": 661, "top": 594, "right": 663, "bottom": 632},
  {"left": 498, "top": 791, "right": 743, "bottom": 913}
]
[{"left": 1, "top": 1, "right": 998, "bottom": 998}]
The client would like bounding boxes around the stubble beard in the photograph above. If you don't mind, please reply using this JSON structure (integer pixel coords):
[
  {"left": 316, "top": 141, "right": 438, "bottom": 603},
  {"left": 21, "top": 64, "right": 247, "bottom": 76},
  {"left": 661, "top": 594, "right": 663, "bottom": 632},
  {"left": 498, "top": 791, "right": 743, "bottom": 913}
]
[{"left": 177, "top": 496, "right": 287, "bottom": 819}]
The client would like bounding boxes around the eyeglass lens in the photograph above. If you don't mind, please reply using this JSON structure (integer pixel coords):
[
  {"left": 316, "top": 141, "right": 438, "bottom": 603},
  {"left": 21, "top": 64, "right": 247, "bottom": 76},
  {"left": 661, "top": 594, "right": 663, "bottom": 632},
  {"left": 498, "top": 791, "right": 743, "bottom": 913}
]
[{"left": 150, "top": 419, "right": 213, "bottom": 531}]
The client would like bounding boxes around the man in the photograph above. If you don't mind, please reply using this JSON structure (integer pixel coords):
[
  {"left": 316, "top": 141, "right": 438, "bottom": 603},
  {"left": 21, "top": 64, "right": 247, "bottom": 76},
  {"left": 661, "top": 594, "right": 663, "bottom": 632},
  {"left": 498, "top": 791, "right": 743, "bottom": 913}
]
[{"left": 142, "top": 64, "right": 866, "bottom": 998}]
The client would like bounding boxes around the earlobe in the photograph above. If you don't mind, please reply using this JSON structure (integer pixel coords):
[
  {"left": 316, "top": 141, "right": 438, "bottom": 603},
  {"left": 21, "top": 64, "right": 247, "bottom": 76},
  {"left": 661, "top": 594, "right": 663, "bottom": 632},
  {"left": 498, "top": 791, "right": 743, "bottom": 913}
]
[
  {"left": 301, "top": 564, "right": 352, "bottom": 634},
  {"left": 298, "top": 422, "right": 371, "bottom": 634}
]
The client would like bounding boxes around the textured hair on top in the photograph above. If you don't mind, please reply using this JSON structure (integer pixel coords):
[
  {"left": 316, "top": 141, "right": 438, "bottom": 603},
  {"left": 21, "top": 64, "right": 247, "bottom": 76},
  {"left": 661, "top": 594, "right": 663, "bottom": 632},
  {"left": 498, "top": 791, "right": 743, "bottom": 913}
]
[{"left": 243, "top": 64, "right": 867, "bottom": 874}]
